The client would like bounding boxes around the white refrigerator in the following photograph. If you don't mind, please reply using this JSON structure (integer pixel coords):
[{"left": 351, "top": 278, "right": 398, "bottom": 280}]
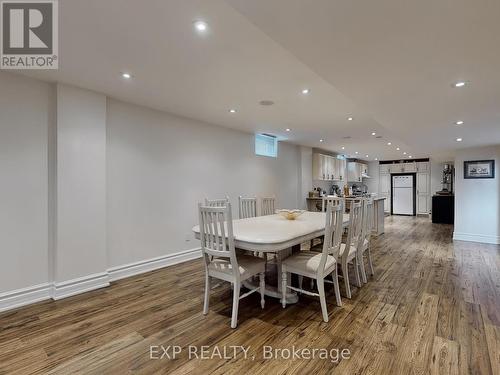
[{"left": 392, "top": 175, "right": 414, "bottom": 215}]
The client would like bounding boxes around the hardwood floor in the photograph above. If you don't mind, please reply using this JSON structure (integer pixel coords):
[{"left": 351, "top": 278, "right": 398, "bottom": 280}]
[{"left": 1, "top": 216, "right": 499, "bottom": 374}]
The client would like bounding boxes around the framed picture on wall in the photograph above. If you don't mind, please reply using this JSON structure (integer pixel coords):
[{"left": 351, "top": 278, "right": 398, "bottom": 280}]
[{"left": 464, "top": 160, "right": 495, "bottom": 179}]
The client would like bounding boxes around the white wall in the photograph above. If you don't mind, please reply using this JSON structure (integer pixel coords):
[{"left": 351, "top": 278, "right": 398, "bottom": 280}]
[
  {"left": 54, "top": 84, "right": 108, "bottom": 284},
  {"left": 454, "top": 145, "right": 500, "bottom": 244},
  {"left": 299, "top": 146, "right": 313, "bottom": 209},
  {"left": 106, "top": 99, "right": 302, "bottom": 267},
  {"left": 0, "top": 72, "right": 304, "bottom": 309},
  {"left": 0, "top": 72, "right": 50, "bottom": 294}
]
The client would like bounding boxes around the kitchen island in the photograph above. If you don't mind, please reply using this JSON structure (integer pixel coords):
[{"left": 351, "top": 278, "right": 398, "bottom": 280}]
[
  {"left": 372, "top": 197, "right": 386, "bottom": 235},
  {"left": 306, "top": 196, "right": 386, "bottom": 235}
]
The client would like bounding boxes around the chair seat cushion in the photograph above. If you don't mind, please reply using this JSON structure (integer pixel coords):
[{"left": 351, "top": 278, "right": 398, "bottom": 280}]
[
  {"left": 208, "top": 254, "right": 265, "bottom": 279},
  {"left": 282, "top": 251, "right": 336, "bottom": 274},
  {"left": 340, "top": 243, "right": 357, "bottom": 260}
]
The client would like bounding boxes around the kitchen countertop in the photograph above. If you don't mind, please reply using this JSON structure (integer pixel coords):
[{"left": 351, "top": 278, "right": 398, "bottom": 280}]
[{"left": 306, "top": 196, "right": 386, "bottom": 200}]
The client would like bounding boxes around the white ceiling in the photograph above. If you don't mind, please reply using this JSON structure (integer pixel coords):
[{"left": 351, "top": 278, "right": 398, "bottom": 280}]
[{"left": 22, "top": 0, "right": 500, "bottom": 161}]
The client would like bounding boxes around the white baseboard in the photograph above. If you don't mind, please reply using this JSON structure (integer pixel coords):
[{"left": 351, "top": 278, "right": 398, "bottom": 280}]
[
  {"left": 0, "top": 283, "right": 52, "bottom": 313},
  {"left": 108, "top": 247, "right": 202, "bottom": 282},
  {"left": 52, "top": 272, "right": 111, "bottom": 300},
  {"left": 0, "top": 248, "right": 202, "bottom": 313},
  {"left": 453, "top": 232, "right": 500, "bottom": 245}
]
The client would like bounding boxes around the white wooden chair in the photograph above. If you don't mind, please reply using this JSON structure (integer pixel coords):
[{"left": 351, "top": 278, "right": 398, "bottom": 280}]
[
  {"left": 199, "top": 202, "right": 265, "bottom": 328},
  {"left": 238, "top": 196, "right": 257, "bottom": 219},
  {"left": 309, "top": 196, "right": 342, "bottom": 252},
  {"left": 281, "top": 201, "right": 343, "bottom": 322},
  {"left": 358, "top": 198, "right": 375, "bottom": 283},
  {"left": 339, "top": 200, "right": 364, "bottom": 299},
  {"left": 204, "top": 196, "right": 229, "bottom": 207},
  {"left": 261, "top": 197, "right": 276, "bottom": 216}
]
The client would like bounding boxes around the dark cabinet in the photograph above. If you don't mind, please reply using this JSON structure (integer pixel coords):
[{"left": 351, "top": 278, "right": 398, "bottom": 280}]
[{"left": 432, "top": 195, "right": 454, "bottom": 224}]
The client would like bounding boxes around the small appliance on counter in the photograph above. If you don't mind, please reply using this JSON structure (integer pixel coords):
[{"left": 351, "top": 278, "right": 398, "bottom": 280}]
[
  {"left": 330, "top": 184, "right": 342, "bottom": 196},
  {"left": 351, "top": 183, "right": 368, "bottom": 197},
  {"left": 436, "top": 164, "right": 454, "bottom": 195}
]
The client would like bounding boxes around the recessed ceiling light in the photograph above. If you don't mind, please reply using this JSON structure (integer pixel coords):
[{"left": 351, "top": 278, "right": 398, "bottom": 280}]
[
  {"left": 355, "top": 151, "right": 359, "bottom": 154},
  {"left": 341, "top": 146, "right": 345, "bottom": 150},
  {"left": 455, "top": 120, "right": 464, "bottom": 125},
  {"left": 403, "top": 152, "right": 407, "bottom": 155},
  {"left": 365, "top": 155, "right": 369, "bottom": 158},
  {"left": 121, "top": 72, "right": 131, "bottom": 79},
  {"left": 319, "top": 139, "right": 324, "bottom": 142},
  {"left": 453, "top": 81, "right": 466, "bottom": 88},
  {"left": 387, "top": 142, "right": 392, "bottom": 145},
  {"left": 229, "top": 109, "right": 236, "bottom": 113},
  {"left": 375, "top": 158, "right": 378, "bottom": 161},
  {"left": 409, "top": 155, "right": 413, "bottom": 158},
  {"left": 347, "top": 117, "right": 354, "bottom": 121},
  {"left": 396, "top": 147, "right": 400, "bottom": 151},
  {"left": 285, "top": 128, "right": 290, "bottom": 132},
  {"left": 456, "top": 137, "right": 463, "bottom": 142},
  {"left": 301, "top": 89, "right": 310, "bottom": 95},
  {"left": 193, "top": 21, "right": 208, "bottom": 32},
  {"left": 371, "top": 132, "right": 376, "bottom": 136}
]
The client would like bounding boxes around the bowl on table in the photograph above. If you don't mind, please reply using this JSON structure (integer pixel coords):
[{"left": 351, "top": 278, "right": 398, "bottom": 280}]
[{"left": 275, "top": 209, "right": 305, "bottom": 220}]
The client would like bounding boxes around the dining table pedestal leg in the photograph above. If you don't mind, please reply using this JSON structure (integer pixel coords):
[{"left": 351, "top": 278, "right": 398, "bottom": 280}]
[{"left": 242, "top": 246, "right": 299, "bottom": 304}]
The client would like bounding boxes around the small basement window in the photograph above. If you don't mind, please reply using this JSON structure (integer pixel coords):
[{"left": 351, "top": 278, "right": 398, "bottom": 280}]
[{"left": 255, "top": 134, "right": 278, "bottom": 158}]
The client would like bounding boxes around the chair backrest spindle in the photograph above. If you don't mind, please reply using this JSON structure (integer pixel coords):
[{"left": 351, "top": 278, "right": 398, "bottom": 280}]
[
  {"left": 261, "top": 197, "right": 276, "bottom": 216},
  {"left": 238, "top": 196, "right": 257, "bottom": 219}
]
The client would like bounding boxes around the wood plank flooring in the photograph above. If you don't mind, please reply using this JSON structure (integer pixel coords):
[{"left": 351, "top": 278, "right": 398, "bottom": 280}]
[{"left": 0, "top": 216, "right": 499, "bottom": 374}]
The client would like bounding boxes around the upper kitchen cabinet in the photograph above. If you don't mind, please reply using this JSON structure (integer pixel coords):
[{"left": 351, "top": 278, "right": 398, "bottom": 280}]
[
  {"left": 336, "top": 158, "right": 346, "bottom": 181},
  {"left": 380, "top": 161, "right": 429, "bottom": 174},
  {"left": 380, "top": 164, "right": 391, "bottom": 174},
  {"left": 312, "top": 153, "right": 326, "bottom": 180},
  {"left": 403, "top": 162, "right": 417, "bottom": 172},
  {"left": 347, "top": 162, "right": 369, "bottom": 182},
  {"left": 389, "top": 162, "right": 416, "bottom": 173},
  {"left": 417, "top": 162, "right": 429, "bottom": 172},
  {"left": 312, "top": 153, "right": 346, "bottom": 181}
]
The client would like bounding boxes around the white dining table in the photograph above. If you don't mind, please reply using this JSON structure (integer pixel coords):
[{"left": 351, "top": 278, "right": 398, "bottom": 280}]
[{"left": 192, "top": 211, "right": 349, "bottom": 304}]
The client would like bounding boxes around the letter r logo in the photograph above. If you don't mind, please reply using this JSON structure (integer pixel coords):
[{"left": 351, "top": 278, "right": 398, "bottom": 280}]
[{"left": 2, "top": 1, "right": 53, "bottom": 54}]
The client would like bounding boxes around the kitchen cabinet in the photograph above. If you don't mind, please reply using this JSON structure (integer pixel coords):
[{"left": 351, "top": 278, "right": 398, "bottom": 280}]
[
  {"left": 432, "top": 195, "right": 454, "bottom": 224},
  {"left": 336, "top": 158, "right": 346, "bottom": 181},
  {"left": 324, "top": 155, "right": 333, "bottom": 180},
  {"left": 379, "top": 164, "right": 391, "bottom": 174},
  {"left": 347, "top": 162, "right": 361, "bottom": 182},
  {"left": 417, "top": 162, "right": 429, "bottom": 173},
  {"left": 389, "top": 162, "right": 416, "bottom": 173},
  {"left": 347, "top": 162, "right": 368, "bottom": 182},
  {"left": 312, "top": 153, "right": 323, "bottom": 180},
  {"left": 379, "top": 173, "right": 391, "bottom": 213},
  {"left": 390, "top": 163, "right": 403, "bottom": 173},
  {"left": 361, "top": 164, "right": 369, "bottom": 175},
  {"left": 403, "top": 162, "right": 417, "bottom": 173},
  {"left": 417, "top": 172, "right": 430, "bottom": 215},
  {"left": 312, "top": 153, "right": 346, "bottom": 181}
]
